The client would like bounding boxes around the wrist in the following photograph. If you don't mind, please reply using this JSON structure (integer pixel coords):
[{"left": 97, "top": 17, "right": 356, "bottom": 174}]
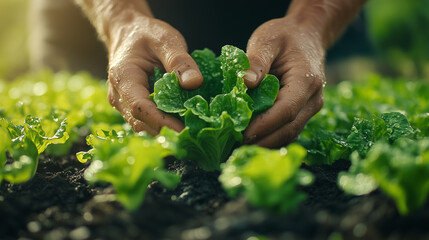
[
  {"left": 75, "top": 0, "right": 153, "bottom": 50},
  {"left": 278, "top": 15, "right": 327, "bottom": 54},
  {"left": 286, "top": 0, "right": 367, "bottom": 49}
]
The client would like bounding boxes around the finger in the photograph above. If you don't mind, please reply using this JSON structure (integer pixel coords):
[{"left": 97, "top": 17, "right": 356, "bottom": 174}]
[
  {"left": 253, "top": 89, "right": 324, "bottom": 148},
  {"left": 245, "top": 31, "right": 281, "bottom": 89},
  {"left": 123, "top": 109, "right": 159, "bottom": 136},
  {"left": 109, "top": 63, "right": 185, "bottom": 133},
  {"left": 244, "top": 69, "right": 325, "bottom": 144},
  {"left": 152, "top": 34, "right": 203, "bottom": 90},
  {"left": 108, "top": 83, "right": 158, "bottom": 135}
]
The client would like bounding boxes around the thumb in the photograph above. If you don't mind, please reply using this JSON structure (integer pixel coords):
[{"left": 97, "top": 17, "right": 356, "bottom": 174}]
[
  {"left": 157, "top": 46, "right": 203, "bottom": 90},
  {"left": 245, "top": 37, "right": 280, "bottom": 89}
]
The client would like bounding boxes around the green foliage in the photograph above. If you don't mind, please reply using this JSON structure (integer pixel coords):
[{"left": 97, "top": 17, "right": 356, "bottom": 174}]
[
  {"left": 219, "top": 144, "right": 313, "bottom": 213},
  {"left": 347, "top": 112, "right": 415, "bottom": 157},
  {"left": 3, "top": 43, "right": 429, "bottom": 215},
  {"left": 0, "top": 116, "right": 68, "bottom": 183},
  {"left": 339, "top": 138, "right": 429, "bottom": 215},
  {"left": 150, "top": 46, "right": 279, "bottom": 170},
  {"left": 299, "top": 74, "right": 429, "bottom": 214},
  {"left": 300, "top": 111, "right": 416, "bottom": 165},
  {"left": 1, "top": 70, "right": 123, "bottom": 156},
  {"left": 366, "top": 0, "right": 429, "bottom": 77},
  {"left": 76, "top": 45, "right": 280, "bottom": 210},
  {"left": 77, "top": 127, "right": 182, "bottom": 211},
  {"left": 0, "top": 70, "right": 124, "bottom": 184},
  {"left": 299, "top": 74, "right": 429, "bottom": 164}
]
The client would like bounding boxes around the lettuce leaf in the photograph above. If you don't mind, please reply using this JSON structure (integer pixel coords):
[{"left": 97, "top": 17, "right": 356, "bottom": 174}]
[
  {"left": 299, "top": 74, "right": 429, "bottom": 166},
  {"left": 339, "top": 138, "right": 429, "bottom": 215},
  {"left": 178, "top": 112, "right": 243, "bottom": 170},
  {"left": 219, "top": 144, "right": 313, "bottom": 213},
  {"left": 347, "top": 112, "right": 415, "bottom": 157},
  {"left": 302, "top": 111, "right": 416, "bottom": 165},
  {"left": 77, "top": 127, "right": 182, "bottom": 211},
  {"left": 0, "top": 70, "right": 124, "bottom": 157},
  {"left": 150, "top": 45, "right": 279, "bottom": 170},
  {"left": 0, "top": 116, "right": 69, "bottom": 183}
]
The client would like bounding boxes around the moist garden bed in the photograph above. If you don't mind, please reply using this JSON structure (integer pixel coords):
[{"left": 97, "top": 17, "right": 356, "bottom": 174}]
[
  {"left": 2, "top": 49, "right": 429, "bottom": 240},
  {"left": 1, "top": 147, "right": 429, "bottom": 240}
]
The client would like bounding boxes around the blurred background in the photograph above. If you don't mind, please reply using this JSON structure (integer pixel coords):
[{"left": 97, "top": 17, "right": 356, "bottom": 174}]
[
  {"left": 1, "top": 0, "right": 428, "bottom": 83},
  {"left": 0, "top": 0, "right": 29, "bottom": 80}
]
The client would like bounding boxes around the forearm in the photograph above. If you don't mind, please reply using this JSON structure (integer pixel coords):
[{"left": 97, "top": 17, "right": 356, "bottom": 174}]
[
  {"left": 286, "top": 0, "right": 367, "bottom": 49},
  {"left": 74, "top": 0, "right": 153, "bottom": 49}
]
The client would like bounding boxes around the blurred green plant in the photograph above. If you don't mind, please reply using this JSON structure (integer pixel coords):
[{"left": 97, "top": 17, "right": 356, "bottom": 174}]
[
  {"left": 0, "top": 70, "right": 124, "bottom": 158},
  {"left": 366, "top": 0, "right": 429, "bottom": 78},
  {"left": 219, "top": 145, "right": 313, "bottom": 213},
  {"left": 298, "top": 74, "right": 429, "bottom": 214}
]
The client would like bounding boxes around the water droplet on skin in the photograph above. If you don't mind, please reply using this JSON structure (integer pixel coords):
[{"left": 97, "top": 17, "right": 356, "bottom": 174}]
[
  {"left": 305, "top": 73, "right": 310, "bottom": 78},
  {"left": 310, "top": 73, "right": 314, "bottom": 77},
  {"left": 118, "top": 98, "right": 123, "bottom": 103}
]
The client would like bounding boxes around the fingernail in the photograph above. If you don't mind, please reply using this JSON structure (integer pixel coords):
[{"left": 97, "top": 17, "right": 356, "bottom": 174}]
[
  {"left": 245, "top": 70, "right": 258, "bottom": 84},
  {"left": 181, "top": 69, "right": 200, "bottom": 84}
]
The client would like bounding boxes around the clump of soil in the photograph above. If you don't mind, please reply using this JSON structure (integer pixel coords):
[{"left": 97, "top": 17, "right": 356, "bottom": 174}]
[{"left": 1, "top": 148, "right": 429, "bottom": 240}]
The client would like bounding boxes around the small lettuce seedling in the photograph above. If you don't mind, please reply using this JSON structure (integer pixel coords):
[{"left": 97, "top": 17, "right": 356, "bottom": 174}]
[
  {"left": 150, "top": 46, "right": 279, "bottom": 170},
  {"left": 0, "top": 116, "right": 68, "bottom": 183},
  {"left": 77, "top": 127, "right": 183, "bottom": 211},
  {"left": 219, "top": 144, "right": 314, "bottom": 213},
  {"left": 339, "top": 137, "right": 429, "bottom": 215}
]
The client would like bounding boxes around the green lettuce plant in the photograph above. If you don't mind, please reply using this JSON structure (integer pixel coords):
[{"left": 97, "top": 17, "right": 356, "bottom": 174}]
[
  {"left": 77, "top": 127, "right": 183, "bottom": 211},
  {"left": 0, "top": 116, "right": 68, "bottom": 183},
  {"left": 150, "top": 45, "right": 279, "bottom": 170},
  {"left": 0, "top": 70, "right": 123, "bottom": 157},
  {"left": 76, "top": 45, "right": 281, "bottom": 210},
  {"left": 219, "top": 144, "right": 314, "bottom": 213},
  {"left": 339, "top": 138, "right": 429, "bottom": 215}
]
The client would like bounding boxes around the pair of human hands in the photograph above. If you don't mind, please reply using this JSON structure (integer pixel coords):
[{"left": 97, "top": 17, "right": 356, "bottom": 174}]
[{"left": 107, "top": 15, "right": 325, "bottom": 148}]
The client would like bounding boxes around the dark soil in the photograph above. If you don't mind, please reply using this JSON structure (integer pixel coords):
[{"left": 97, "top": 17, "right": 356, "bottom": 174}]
[{"left": 1, "top": 144, "right": 429, "bottom": 240}]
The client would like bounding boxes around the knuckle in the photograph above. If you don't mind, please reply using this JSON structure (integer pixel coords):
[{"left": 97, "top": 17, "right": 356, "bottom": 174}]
[
  {"left": 131, "top": 120, "right": 145, "bottom": 133},
  {"left": 250, "top": 55, "right": 270, "bottom": 72},
  {"left": 107, "top": 91, "right": 116, "bottom": 107},
  {"left": 288, "top": 123, "right": 304, "bottom": 143},
  {"left": 129, "top": 100, "right": 144, "bottom": 117},
  {"left": 282, "top": 100, "right": 300, "bottom": 123},
  {"left": 107, "top": 84, "right": 119, "bottom": 107},
  {"left": 277, "top": 127, "right": 298, "bottom": 147},
  {"left": 316, "top": 94, "right": 324, "bottom": 111},
  {"left": 313, "top": 73, "right": 326, "bottom": 90},
  {"left": 165, "top": 52, "right": 191, "bottom": 73},
  {"left": 166, "top": 52, "right": 181, "bottom": 68},
  {"left": 108, "top": 64, "right": 121, "bottom": 86},
  {"left": 304, "top": 72, "right": 325, "bottom": 93}
]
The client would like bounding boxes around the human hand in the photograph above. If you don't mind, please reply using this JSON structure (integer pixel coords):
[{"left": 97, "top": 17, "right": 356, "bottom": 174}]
[
  {"left": 243, "top": 17, "right": 326, "bottom": 148},
  {"left": 105, "top": 14, "right": 203, "bottom": 135}
]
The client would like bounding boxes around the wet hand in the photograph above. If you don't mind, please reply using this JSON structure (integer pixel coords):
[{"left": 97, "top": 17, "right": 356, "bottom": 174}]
[
  {"left": 106, "top": 16, "right": 203, "bottom": 135},
  {"left": 243, "top": 17, "right": 325, "bottom": 148}
]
